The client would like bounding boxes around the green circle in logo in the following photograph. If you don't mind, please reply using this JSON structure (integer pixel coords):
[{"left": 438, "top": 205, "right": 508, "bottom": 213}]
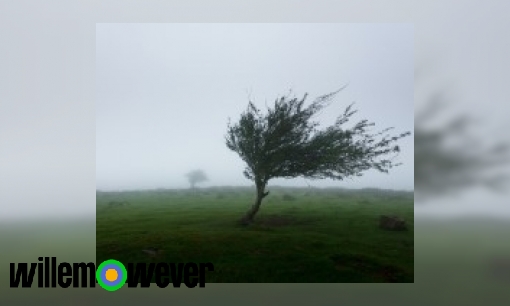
[{"left": 96, "top": 259, "right": 127, "bottom": 291}]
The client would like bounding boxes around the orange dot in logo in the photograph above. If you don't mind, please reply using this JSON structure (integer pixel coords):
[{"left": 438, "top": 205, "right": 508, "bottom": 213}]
[{"left": 105, "top": 268, "right": 118, "bottom": 282}]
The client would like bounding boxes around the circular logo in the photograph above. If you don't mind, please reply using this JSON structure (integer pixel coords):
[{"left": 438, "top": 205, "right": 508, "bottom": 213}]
[{"left": 96, "top": 259, "right": 127, "bottom": 291}]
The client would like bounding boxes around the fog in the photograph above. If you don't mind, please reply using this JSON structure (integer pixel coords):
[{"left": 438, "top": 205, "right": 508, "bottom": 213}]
[
  {"left": 2, "top": 6, "right": 509, "bottom": 219},
  {"left": 96, "top": 23, "right": 414, "bottom": 192},
  {"left": 2, "top": 0, "right": 510, "bottom": 304}
]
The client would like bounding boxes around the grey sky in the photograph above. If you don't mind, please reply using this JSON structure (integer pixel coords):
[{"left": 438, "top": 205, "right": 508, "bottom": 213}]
[
  {"left": 2, "top": 1, "right": 510, "bottom": 220},
  {"left": 96, "top": 23, "right": 414, "bottom": 191}
]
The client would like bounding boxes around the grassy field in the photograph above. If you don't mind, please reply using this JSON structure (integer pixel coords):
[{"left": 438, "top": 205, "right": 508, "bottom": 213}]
[
  {"left": 96, "top": 186, "right": 414, "bottom": 283},
  {"left": 3, "top": 204, "right": 510, "bottom": 304}
]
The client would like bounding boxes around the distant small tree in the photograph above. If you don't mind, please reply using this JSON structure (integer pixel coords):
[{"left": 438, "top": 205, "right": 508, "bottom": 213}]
[
  {"left": 185, "top": 169, "right": 208, "bottom": 190},
  {"left": 226, "top": 87, "right": 411, "bottom": 225}
]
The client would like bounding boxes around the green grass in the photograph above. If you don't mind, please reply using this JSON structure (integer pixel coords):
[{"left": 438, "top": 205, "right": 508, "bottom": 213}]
[
  {"left": 96, "top": 187, "right": 414, "bottom": 283},
  {"left": 4, "top": 203, "right": 510, "bottom": 305}
]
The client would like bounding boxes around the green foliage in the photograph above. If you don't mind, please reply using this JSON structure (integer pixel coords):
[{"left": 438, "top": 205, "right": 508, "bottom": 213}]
[{"left": 226, "top": 88, "right": 411, "bottom": 186}]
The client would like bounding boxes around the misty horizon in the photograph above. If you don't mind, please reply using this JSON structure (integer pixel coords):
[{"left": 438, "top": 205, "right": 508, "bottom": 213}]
[{"left": 95, "top": 184, "right": 415, "bottom": 193}]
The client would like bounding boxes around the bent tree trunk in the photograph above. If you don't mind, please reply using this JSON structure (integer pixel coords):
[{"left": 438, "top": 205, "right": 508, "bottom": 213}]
[{"left": 240, "top": 182, "right": 269, "bottom": 225}]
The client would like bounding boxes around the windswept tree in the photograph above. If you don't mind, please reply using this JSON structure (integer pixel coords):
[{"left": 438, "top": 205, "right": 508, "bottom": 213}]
[
  {"left": 185, "top": 169, "right": 208, "bottom": 190},
  {"left": 413, "top": 63, "right": 509, "bottom": 201},
  {"left": 226, "top": 88, "right": 411, "bottom": 225},
  {"left": 414, "top": 93, "right": 509, "bottom": 201}
]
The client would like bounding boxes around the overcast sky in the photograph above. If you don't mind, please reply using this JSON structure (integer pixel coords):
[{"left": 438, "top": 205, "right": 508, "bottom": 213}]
[
  {"left": 2, "top": 1, "right": 509, "bottom": 220},
  {"left": 96, "top": 23, "right": 414, "bottom": 191}
]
